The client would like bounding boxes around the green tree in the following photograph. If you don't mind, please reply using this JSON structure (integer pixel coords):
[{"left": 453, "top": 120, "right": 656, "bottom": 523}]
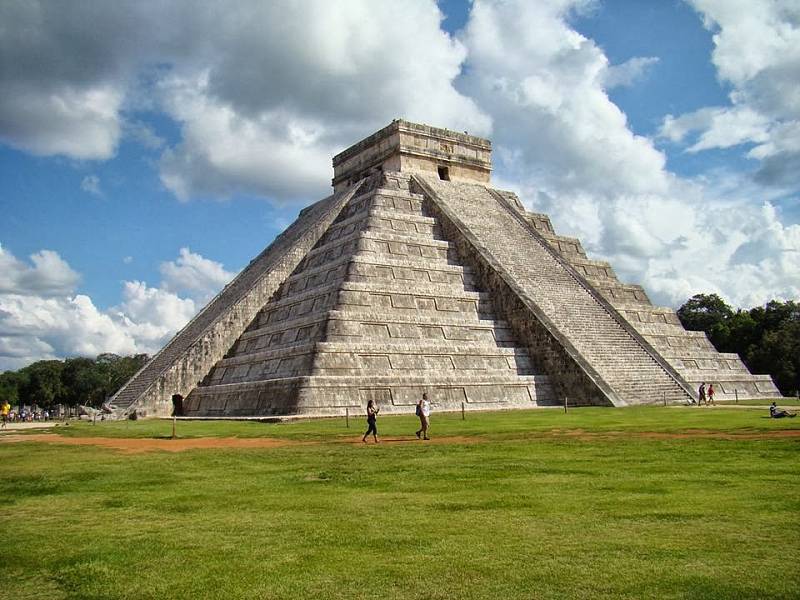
[
  {"left": 0, "top": 370, "right": 23, "bottom": 405},
  {"left": 677, "top": 293, "right": 733, "bottom": 332},
  {"left": 746, "top": 321, "right": 800, "bottom": 396},
  {"left": 678, "top": 296, "right": 800, "bottom": 397},
  {"left": 18, "top": 360, "right": 64, "bottom": 408},
  {"left": 61, "top": 357, "right": 105, "bottom": 406}
]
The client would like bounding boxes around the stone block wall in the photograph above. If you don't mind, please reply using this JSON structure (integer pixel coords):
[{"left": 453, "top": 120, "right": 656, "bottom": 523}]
[
  {"left": 413, "top": 175, "right": 694, "bottom": 406},
  {"left": 185, "top": 174, "right": 555, "bottom": 416},
  {"left": 111, "top": 183, "right": 363, "bottom": 417}
]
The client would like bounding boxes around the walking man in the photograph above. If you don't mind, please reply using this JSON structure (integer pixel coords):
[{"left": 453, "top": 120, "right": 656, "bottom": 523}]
[
  {"left": 698, "top": 382, "right": 707, "bottom": 405},
  {"left": 415, "top": 393, "right": 431, "bottom": 440}
]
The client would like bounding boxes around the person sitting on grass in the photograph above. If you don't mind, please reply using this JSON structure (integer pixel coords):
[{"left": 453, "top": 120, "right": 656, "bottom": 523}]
[{"left": 769, "top": 402, "right": 796, "bottom": 419}]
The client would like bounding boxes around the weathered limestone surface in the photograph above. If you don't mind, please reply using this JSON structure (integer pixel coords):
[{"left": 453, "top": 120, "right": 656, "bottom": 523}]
[
  {"left": 185, "top": 172, "right": 554, "bottom": 416},
  {"left": 115, "top": 120, "right": 780, "bottom": 418},
  {"left": 523, "top": 210, "right": 781, "bottom": 399},
  {"left": 110, "top": 184, "right": 363, "bottom": 417},
  {"left": 413, "top": 175, "right": 694, "bottom": 406}
]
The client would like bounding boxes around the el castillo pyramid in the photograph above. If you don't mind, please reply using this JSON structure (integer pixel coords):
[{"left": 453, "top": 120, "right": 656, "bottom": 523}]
[{"left": 111, "top": 120, "right": 780, "bottom": 418}]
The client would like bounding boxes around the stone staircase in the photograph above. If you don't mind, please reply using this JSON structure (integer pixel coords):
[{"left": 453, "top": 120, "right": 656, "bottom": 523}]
[
  {"left": 522, "top": 211, "right": 781, "bottom": 400},
  {"left": 109, "top": 184, "right": 362, "bottom": 417},
  {"left": 414, "top": 175, "right": 694, "bottom": 406}
]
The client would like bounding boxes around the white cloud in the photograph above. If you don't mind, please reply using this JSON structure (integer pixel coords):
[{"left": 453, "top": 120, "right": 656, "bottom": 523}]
[
  {"left": 0, "top": 247, "right": 232, "bottom": 371},
  {"left": 124, "top": 120, "right": 165, "bottom": 150},
  {"left": 460, "top": 0, "right": 670, "bottom": 200},
  {"left": 0, "top": 84, "right": 124, "bottom": 160},
  {"left": 80, "top": 174, "right": 103, "bottom": 196},
  {"left": 0, "top": 0, "right": 489, "bottom": 200},
  {"left": 660, "top": 0, "right": 800, "bottom": 188},
  {"left": 0, "top": 245, "right": 80, "bottom": 297},
  {"left": 459, "top": 0, "right": 800, "bottom": 309},
  {"left": 604, "top": 56, "right": 659, "bottom": 89},
  {"left": 109, "top": 281, "right": 198, "bottom": 352},
  {"left": 159, "top": 247, "right": 235, "bottom": 302},
  {"left": 154, "top": 2, "right": 489, "bottom": 200}
]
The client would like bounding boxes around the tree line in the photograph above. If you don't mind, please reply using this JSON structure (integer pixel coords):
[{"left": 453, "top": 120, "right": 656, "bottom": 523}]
[
  {"left": 0, "top": 353, "right": 149, "bottom": 408},
  {"left": 677, "top": 295, "right": 799, "bottom": 397}
]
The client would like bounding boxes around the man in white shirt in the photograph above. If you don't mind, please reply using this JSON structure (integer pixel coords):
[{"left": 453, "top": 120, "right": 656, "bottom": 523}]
[{"left": 416, "top": 393, "right": 431, "bottom": 440}]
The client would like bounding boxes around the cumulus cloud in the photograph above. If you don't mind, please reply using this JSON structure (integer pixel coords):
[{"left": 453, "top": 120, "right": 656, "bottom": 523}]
[
  {"left": 660, "top": 0, "right": 800, "bottom": 189},
  {"left": 0, "top": 0, "right": 488, "bottom": 200},
  {"left": 80, "top": 174, "right": 102, "bottom": 196},
  {"left": 155, "top": 2, "right": 489, "bottom": 200},
  {"left": 159, "top": 247, "right": 235, "bottom": 302},
  {"left": 604, "top": 56, "right": 659, "bottom": 89},
  {"left": 459, "top": 0, "right": 670, "bottom": 200},
  {"left": 0, "top": 245, "right": 80, "bottom": 296},
  {"left": 0, "top": 83, "right": 124, "bottom": 160},
  {"left": 0, "top": 246, "right": 231, "bottom": 371},
  {"left": 458, "top": 0, "right": 799, "bottom": 309}
]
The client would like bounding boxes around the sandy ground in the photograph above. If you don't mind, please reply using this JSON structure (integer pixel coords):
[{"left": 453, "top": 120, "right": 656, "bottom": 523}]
[
  {"left": 0, "top": 421, "right": 61, "bottom": 431},
  {"left": 0, "top": 429, "right": 797, "bottom": 454}
]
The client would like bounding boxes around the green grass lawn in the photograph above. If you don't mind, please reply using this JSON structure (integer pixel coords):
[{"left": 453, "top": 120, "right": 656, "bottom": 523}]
[
  {"left": 716, "top": 397, "right": 800, "bottom": 407},
  {"left": 1, "top": 407, "right": 798, "bottom": 600}
]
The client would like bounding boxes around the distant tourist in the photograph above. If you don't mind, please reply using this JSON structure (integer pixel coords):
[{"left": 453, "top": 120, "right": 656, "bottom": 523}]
[
  {"left": 707, "top": 383, "right": 716, "bottom": 405},
  {"left": 1, "top": 400, "right": 9, "bottom": 428},
  {"left": 415, "top": 393, "right": 431, "bottom": 440},
  {"left": 698, "top": 382, "right": 706, "bottom": 405},
  {"left": 362, "top": 399, "right": 380, "bottom": 443},
  {"left": 769, "top": 402, "right": 795, "bottom": 419}
]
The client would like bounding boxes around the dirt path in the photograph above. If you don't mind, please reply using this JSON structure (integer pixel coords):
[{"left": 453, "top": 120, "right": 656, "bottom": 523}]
[
  {"left": 1, "top": 429, "right": 798, "bottom": 454},
  {"left": 0, "top": 434, "right": 299, "bottom": 453}
]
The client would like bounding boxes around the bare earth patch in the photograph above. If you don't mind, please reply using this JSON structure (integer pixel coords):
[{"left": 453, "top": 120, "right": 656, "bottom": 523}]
[
  {"left": 0, "top": 434, "right": 299, "bottom": 453},
  {"left": 1, "top": 430, "right": 797, "bottom": 453}
]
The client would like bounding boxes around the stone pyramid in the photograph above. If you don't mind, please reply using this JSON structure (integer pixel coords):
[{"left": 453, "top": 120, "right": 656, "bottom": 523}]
[{"left": 111, "top": 120, "right": 780, "bottom": 417}]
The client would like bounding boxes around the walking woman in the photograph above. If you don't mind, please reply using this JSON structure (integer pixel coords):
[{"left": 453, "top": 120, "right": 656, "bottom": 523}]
[{"left": 362, "top": 399, "right": 380, "bottom": 443}]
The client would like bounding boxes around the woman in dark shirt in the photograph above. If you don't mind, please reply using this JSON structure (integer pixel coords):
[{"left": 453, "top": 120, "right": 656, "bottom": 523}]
[{"left": 362, "top": 400, "right": 380, "bottom": 443}]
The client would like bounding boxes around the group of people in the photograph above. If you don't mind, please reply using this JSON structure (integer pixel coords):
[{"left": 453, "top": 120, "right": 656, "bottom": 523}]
[
  {"left": 693, "top": 382, "right": 716, "bottom": 405},
  {"left": 1, "top": 401, "right": 51, "bottom": 428},
  {"left": 362, "top": 392, "right": 431, "bottom": 443}
]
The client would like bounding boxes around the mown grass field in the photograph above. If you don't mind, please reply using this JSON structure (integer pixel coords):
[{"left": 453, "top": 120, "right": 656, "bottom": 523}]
[{"left": 1, "top": 406, "right": 798, "bottom": 600}]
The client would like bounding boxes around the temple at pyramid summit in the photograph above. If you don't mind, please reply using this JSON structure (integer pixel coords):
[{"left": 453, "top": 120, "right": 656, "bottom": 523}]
[{"left": 111, "top": 120, "right": 780, "bottom": 418}]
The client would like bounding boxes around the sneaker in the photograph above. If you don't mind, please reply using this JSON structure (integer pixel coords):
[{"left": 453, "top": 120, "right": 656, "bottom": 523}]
[{"left": 416, "top": 431, "right": 421, "bottom": 439}]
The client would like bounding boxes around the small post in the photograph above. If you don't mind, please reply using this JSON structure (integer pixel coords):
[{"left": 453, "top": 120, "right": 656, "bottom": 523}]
[
  {"left": 663, "top": 391, "right": 667, "bottom": 407},
  {"left": 171, "top": 415, "right": 177, "bottom": 439},
  {"left": 461, "top": 401, "right": 465, "bottom": 420},
  {"left": 735, "top": 389, "right": 739, "bottom": 404},
  {"left": 345, "top": 407, "right": 350, "bottom": 428},
  {"left": 564, "top": 396, "right": 568, "bottom": 413}
]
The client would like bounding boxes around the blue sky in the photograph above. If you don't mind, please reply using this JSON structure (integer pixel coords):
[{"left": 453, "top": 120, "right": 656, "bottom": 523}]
[{"left": 1, "top": 0, "right": 798, "bottom": 370}]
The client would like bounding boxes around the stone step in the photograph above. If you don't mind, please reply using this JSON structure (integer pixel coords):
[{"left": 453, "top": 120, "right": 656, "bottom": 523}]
[
  {"left": 112, "top": 185, "right": 361, "bottom": 412},
  {"left": 416, "top": 175, "right": 692, "bottom": 405}
]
